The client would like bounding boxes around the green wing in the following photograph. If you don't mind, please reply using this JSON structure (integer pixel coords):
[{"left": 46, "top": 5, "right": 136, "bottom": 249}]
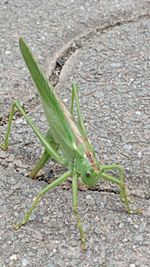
[{"left": 19, "top": 38, "right": 79, "bottom": 159}]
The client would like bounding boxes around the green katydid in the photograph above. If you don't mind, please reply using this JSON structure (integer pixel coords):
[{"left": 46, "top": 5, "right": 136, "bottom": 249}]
[{"left": 0, "top": 38, "right": 136, "bottom": 250}]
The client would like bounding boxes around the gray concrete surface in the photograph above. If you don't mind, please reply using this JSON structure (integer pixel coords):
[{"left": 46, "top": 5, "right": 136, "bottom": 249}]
[
  {"left": 0, "top": 0, "right": 150, "bottom": 266},
  {"left": 0, "top": 167, "right": 150, "bottom": 267},
  {"left": 56, "top": 16, "right": 150, "bottom": 198},
  {"left": 0, "top": 0, "right": 149, "bottom": 114}
]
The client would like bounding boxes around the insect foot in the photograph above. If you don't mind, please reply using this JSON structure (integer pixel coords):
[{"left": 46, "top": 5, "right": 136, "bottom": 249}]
[
  {"left": 0, "top": 144, "right": 8, "bottom": 151},
  {"left": 128, "top": 208, "right": 142, "bottom": 215},
  {"left": 13, "top": 223, "right": 24, "bottom": 230}
]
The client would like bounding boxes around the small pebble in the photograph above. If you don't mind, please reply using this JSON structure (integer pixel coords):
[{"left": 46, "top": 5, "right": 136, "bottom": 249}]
[
  {"left": 5, "top": 50, "right": 11, "bottom": 54},
  {"left": 139, "top": 222, "right": 147, "bottom": 233},
  {"left": 13, "top": 159, "right": 24, "bottom": 168},
  {"left": 0, "top": 150, "right": 8, "bottom": 158},
  {"left": 135, "top": 235, "right": 143, "bottom": 242},
  {"left": 15, "top": 118, "right": 27, "bottom": 125},
  {"left": 95, "top": 215, "right": 99, "bottom": 221},
  {"left": 6, "top": 154, "right": 15, "bottom": 162},
  {"left": 47, "top": 262, "right": 55, "bottom": 267},
  {"left": 145, "top": 206, "right": 150, "bottom": 216},
  {"left": 63, "top": 98, "right": 68, "bottom": 103},
  {"left": 33, "top": 231, "right": 43, "bottom": 241},
  {"left": 21, "top": 257, "right": 30, "bottom": 267},
  {"left": 9, "top": 254, "right": 18, "bottom": 261},
  {"left": 0, "top": 158, "right": 8, "bottom": 167},
  {"left": 119, "top": 223, "right": 124, "bottom": 229},
  {"left": 86, "top": 195, "right": 95, "bottom": 205},
  {"left": 137, "top": 151, "right": 142, "bottom": 158},
  {"left": 135, "top": 111, "right": 141, "bottom": 115},
  {"left": 127, "top": 217, "right": 133, "bottom": 223},
  {"left": 123, "top": 144, "right": 132, "bottom": 151},
  {"left": 129, "top": 264, "right": 136, "bottom": 267}
]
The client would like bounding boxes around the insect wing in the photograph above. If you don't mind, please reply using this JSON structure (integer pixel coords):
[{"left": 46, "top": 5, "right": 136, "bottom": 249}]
[{"left": 19, "top": 38, "right": 78, "bottom": 159}]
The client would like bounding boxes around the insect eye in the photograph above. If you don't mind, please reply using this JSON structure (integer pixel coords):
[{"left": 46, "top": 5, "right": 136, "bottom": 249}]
[{"left": 86, "top": 171, "right": 91, "bottom": 177}]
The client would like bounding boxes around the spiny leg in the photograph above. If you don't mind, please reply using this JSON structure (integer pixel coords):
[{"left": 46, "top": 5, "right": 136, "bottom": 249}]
[
  {"left": 15, "top": 170, "right": 71, "bottom": 229},
  {"left": 100, "top": 164, "right": 131, "bottom": 213},
  {"left": 0, "top": 100, "right": 62, "bottom": 164},
  {"left": 72, "top": 174, "right": 86, "bottom": 251}
]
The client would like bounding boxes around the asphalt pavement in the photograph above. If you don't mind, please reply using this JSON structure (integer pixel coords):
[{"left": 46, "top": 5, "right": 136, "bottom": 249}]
[{"left": 0, "top": 1, "right": 150, "bottom": 266}]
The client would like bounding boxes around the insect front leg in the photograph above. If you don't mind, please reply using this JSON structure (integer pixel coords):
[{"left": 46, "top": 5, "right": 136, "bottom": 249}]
[
  {"left": 72, "top": 174, "right": 86, "bottom": 251},
  {"left": 100, "top": 164, "right": 131, "bottom": 213},
  {"left": 29, "top": 129, "right": 59, "bottom": 178},
  {"left": 29, "top": 150, "right": 51, "bottom": 179},
  {"left": 0, "top": 100, "right": 62, "bottom": 164},
  {"left": 15, "top": 170, "right": 71, "bottom": 229}
]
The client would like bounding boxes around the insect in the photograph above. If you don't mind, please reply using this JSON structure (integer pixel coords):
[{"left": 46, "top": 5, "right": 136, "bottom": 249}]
[{"left": 0, "top": 38, "right": 135, "bottom": 250}]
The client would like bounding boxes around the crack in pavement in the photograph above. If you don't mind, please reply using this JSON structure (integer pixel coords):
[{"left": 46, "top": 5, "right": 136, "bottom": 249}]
[
  {"left": 87, "top": 187, "right": 150, "bottom": 200},
  {"left": 1, "top": 13, "right": 149, "bottom": 125},
  {"left": 49, "top": 13, "right": 150, "bottom": 84},
  {"left": 0, "top": 13, "right": 149, "bottom": 202},
  {"left": 61, "top": 177, "right": 149, "bottom": 200}
]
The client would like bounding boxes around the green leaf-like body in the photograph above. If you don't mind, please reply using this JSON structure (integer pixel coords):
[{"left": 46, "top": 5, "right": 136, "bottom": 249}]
[{"left": 19, "top": 38, "right": 85, "bottom": 160}]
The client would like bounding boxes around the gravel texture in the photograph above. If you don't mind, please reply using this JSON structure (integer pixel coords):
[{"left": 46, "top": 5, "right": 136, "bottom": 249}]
[
  {"left": 55, "top": 16, "right": 150, "bottom": 199},
  {"left": 0, "top": 167, "right": 150, "bottom": 267},
  {"left": 0, "top": 0, "right": 149, "bottom": 114},
  {"left": 0, "top": 0, "right": 150, "bottom": 266}
]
